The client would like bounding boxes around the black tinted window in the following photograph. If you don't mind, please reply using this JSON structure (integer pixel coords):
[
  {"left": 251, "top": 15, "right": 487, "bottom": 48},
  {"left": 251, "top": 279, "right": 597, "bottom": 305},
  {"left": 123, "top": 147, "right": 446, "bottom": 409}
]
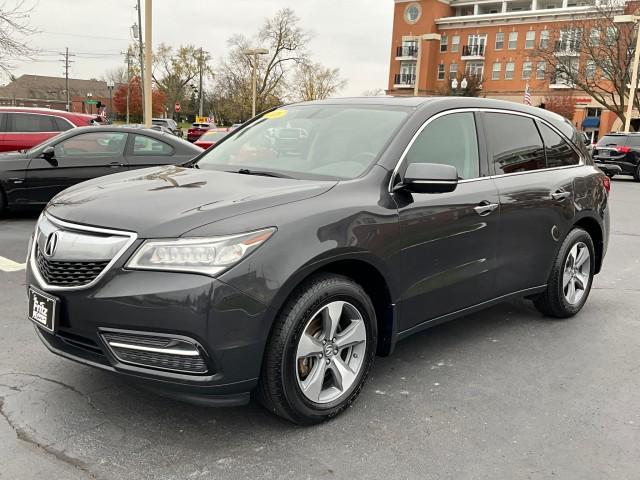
[
  {"left": 0, "top": 113, "right": 6, "bottom": 132},
  {"left": 405, "top": 112, "right": 480, "bottom": 179},
  {"left": 539, "top": 123, "right": 580, "bottom": 167},
  {"left": 596, "top": 135, "right": 626, "bottom": 147},
  {"left": 484, "top": 113, "right": 546, "bottom": 174},
  {"left": 53, "top": 117, "right": 73, "bottom": 131},
  {"left": 9, "top": 113, "right": 56, "bottom": 132}
]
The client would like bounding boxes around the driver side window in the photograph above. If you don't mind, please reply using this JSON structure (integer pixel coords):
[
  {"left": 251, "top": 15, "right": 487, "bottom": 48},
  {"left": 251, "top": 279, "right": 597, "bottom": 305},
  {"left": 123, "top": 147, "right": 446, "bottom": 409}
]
[
  {"left": 404, "top": 112, "right": 480, "bottom": 179},
  {"left": 54, "top": 132, "right": 128, "bottom": 159}
]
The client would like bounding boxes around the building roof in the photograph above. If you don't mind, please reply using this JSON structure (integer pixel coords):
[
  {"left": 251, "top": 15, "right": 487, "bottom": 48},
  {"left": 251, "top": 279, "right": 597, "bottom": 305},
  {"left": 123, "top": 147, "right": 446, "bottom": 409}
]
[{"left": 0, "top": 74, "right": 116, "bottom": 102}]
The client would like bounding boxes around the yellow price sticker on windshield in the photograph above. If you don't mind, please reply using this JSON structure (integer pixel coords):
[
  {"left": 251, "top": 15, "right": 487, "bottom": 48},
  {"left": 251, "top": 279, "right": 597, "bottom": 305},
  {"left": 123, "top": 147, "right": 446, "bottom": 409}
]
[{"left": 264, "top": 109, "right": 287, "bottom": 120}]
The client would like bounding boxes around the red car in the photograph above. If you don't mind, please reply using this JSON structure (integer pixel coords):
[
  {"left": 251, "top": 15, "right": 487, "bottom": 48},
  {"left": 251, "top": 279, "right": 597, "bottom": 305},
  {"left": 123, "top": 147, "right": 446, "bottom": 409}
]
[
  {"left": 186, "top": 122, "right": 212, "bottom": 142},
  {"left": 0, "top": 107, "right": 104, "bottom": 152},
  {"left": 194, "top": 128, "right": 233, "bottom": 149}
]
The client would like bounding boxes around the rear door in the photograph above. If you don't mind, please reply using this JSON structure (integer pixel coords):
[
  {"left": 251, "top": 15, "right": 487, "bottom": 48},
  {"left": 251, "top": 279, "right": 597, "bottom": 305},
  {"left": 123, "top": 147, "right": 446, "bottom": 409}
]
[
  {"left": 4, "top": 113, "right": 60, "bottom": 152},
  {"left": 394, "top": 111, "right": 500, "bottom": 332},
  {"left": 124, "top": 133, "right": 179, "bottom": 170},
  {"left": 481, "top": 112, "right": 580, "bottom": 295},
  {"left": 25, "top": 131, "right": 129, "bottom": 204}
]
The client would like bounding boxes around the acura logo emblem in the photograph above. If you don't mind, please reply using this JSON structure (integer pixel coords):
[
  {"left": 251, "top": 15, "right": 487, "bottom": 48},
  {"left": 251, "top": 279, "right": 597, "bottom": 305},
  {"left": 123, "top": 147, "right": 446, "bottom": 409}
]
[{"left": 44, "top": 232, "right": 59, "bottom": 258}]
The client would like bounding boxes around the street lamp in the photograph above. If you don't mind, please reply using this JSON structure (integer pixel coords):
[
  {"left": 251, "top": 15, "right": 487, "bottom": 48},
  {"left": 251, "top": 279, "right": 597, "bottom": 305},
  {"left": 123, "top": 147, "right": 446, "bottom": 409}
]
[
  {"left": 451, "top": 77, "right": 468, "bottom": 96},
  {"left": 614, "top": 14, "right": 640, "bottom": 132},
  {"left": 86, "top": 92, "right": 93, "bottom": 114},
  {"left": 243, "top": 48, "right": 269, "bottom": 117},
  {"left": 107, "top": 81, "right": 115, "bottom": 122}
]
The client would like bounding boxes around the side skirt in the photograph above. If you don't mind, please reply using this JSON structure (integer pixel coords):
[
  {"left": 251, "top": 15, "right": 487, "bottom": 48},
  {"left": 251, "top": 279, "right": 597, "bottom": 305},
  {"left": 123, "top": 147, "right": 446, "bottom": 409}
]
[{"left": 392, "top": 285, "right": 547, "bottom": 345}]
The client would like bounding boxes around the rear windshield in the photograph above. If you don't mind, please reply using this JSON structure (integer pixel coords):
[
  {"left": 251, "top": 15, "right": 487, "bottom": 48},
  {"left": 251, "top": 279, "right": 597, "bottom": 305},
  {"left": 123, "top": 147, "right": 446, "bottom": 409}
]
[
  {"left": 597, "top": 135, "right": 627, "bottom": 147},
  {"left": 192, "top": 123, "right": 209, "bottom": 128}
]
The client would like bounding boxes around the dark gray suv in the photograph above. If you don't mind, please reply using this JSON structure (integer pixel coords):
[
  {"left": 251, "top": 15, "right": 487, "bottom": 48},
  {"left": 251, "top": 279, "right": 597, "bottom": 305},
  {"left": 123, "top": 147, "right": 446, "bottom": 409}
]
[{"left": 26, "top": 97, "right": 610, "bottom": 424}]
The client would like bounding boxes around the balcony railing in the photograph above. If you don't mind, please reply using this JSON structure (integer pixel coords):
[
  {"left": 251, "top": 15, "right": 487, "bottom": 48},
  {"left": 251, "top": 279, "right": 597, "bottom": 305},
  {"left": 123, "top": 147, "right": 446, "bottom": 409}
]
[
  {"left": 396, "top": 46, "right": 418, "bottom": 58},
  {"left": 462, "top": 44, "right": 485, "bottom": 57},
  {"left": 394, "top": 73, "right": 416, "bottom": 86}
]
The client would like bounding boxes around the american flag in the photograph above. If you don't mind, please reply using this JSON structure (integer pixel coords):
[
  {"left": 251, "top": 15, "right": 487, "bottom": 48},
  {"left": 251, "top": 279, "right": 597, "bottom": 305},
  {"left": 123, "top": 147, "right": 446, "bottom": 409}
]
[{"left": 523, "top": 84, "right": 532, "bottom": 106}]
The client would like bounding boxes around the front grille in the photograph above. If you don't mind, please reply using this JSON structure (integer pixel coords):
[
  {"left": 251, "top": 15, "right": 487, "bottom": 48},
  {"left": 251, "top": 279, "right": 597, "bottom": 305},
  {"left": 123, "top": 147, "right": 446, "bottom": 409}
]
[
  {"left": 101, "top": 331, "right": 209, "bottom": 375},
  {"left": 36, "top": 249, "right": 109, "bottom": 287}
]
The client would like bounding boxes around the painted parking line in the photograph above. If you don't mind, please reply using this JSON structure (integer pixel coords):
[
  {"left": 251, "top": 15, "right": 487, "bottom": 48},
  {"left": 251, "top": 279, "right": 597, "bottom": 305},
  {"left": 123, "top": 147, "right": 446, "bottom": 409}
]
[{"left": 0, "top": 256, "right": 26, "bottom": 272}]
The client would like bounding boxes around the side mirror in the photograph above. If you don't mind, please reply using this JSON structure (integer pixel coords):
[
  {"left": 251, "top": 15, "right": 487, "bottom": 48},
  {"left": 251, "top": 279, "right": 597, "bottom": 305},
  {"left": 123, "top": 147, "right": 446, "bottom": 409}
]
[
  {"left": 42, "top": 146, "right": 58, "bottom": 166},
  {"left": 396, "top": 163, "right": 458, "bottom": 194}
]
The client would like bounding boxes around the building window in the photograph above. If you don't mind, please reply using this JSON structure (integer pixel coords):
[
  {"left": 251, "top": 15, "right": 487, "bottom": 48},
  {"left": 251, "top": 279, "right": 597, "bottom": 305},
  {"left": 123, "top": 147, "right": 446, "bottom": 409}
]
[
  {"left": 586, "top": 107, "right": 601, "bottom": 117},
  {"left": 536, "top": 61, "right": 546, "bottom": 80},
  {"left": 590, "top": 28, "right": 600, "bottom": 46},
  {"left": 525, "top": 31, "right": 535, "bottom": 49},
  {"left": 466, "top": 61, "right": 484, "bottom": 78},
  {"left": 449, "top": 63, "right": 458, "bottom": 79},
  {"left": 585, "top": 60, "right": 596, "bottom": 79},
  {"left": 404, "top": 3, "right": 422, "bottom": 24},
  {"left": 522, "top": 61, "right": 533, "bottom": 79},
  {"left": 508, "top": 32, "right": 518, "bottom": 50},
  {"left": 554, "top": 58, "right": 579, "bottom": 86},
  {"left": 606, "top": 26, "right": 617, "bottom": 45},
  {"left": 540, "top": 30, "right": 549, "bottom": 49},
  {"left": 505, "top": 62, "right": 515, "bottom": 80},
  {"left": 558, "top": 29, "right": 582, "bottom": 53},
  {"left": 492, "top": 62, "right": 502, "bottom": 80},
  {"left": 438, "top": 63, "right": 446, "bottom": 80},
  {"left": 451, "top": 35, "right": 460, "bottom": 53},
  {"left": 440, "top": 35, "right": 448, "bottom": 52},
  {"left": 495, "top": 32, "right": 504, "bottom": 50}
]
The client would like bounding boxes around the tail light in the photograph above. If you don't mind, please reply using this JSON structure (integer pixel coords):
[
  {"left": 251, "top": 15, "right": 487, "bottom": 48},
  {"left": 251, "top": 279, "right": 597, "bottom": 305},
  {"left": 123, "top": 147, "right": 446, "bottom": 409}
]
[
  {"left": 603, "top": 175, "right": 611, "bottom": 194},
  {"left": 615, "top": 146, "right": 631, "bottom": 154}
]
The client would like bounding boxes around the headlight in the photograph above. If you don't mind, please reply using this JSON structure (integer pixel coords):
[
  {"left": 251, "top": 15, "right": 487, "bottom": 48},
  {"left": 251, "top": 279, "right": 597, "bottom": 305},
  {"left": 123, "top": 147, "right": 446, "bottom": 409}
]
[{"left": 126, "top": 228, "right": 275, "bottom": 276}]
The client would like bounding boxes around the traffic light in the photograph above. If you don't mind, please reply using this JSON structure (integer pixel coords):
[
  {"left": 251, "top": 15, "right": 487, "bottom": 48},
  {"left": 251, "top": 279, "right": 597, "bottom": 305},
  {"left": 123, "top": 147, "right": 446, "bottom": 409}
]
[{"left": 96, "top": 101, "right": 103, "bottom": 109}]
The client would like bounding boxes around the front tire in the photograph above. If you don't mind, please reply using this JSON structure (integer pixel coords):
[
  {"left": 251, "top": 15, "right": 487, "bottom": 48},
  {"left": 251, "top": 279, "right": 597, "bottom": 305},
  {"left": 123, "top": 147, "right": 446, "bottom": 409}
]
[
  {"left": 533, "top": 228, "right": 595, "bottom": 318},
  {"left": 634, "top": 164, "right": 640, "bottom": 182},
  {"left": 258, "top": 273, "right": 377, "bottom": 424}
]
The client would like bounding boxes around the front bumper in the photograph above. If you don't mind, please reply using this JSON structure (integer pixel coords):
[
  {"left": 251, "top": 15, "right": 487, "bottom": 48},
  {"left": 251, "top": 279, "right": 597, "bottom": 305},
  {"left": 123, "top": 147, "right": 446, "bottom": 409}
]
[{"left": 26, "top": 261, "right": 271, "bottom": 406}]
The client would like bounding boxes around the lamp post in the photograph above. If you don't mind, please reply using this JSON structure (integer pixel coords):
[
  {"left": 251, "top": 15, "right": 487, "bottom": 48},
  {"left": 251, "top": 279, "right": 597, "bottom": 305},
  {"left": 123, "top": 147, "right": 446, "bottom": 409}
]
[
  {"left": 243, "top": 48, "right": 269, "bottom": 117},
  {"left": 86, "top": 92, "right": 93, "bottom": 114},
  {"left": 451, "top": 77, "right": 468, "bottom": 96},
  {"left": 107, "top": 81, "right": 114, "bottom": 121},
  {"left": 614, "top": 14, "right": 640, "bottom": 132}
]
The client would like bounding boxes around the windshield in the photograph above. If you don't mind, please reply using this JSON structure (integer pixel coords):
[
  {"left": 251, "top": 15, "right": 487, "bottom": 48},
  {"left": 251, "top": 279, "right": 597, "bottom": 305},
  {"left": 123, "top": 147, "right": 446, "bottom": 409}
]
[
  {"left": 597, "top": 135, "right": 626, "bottom": 147},
  {"left": 196, "top": 105, "right": 409, "bottom": 180}
]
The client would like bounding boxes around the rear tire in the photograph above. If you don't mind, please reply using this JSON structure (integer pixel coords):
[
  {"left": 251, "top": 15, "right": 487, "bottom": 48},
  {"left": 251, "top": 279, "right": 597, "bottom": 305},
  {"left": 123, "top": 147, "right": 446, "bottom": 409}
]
[
  {"left": 634, "top": 164, "right": 640, "bottom": 182},
  {"left": 257, "top": 273, "right": 377, "bottom": 425},
  {"left": 0, "top": 188, "right": 6, "bottom": 215},
  {"left": 533, "top": 228, "right": 595, "bottom": 318}
]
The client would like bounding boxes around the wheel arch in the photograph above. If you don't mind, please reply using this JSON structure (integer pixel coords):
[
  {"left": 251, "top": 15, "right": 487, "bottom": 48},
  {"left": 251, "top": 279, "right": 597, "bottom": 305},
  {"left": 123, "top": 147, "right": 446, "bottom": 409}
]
[
  {"left": 266, "top": 253, "right": 399, "bottom": 358},
  {"left": 573, "top": 215, "right": 604, "bottom": 274}
]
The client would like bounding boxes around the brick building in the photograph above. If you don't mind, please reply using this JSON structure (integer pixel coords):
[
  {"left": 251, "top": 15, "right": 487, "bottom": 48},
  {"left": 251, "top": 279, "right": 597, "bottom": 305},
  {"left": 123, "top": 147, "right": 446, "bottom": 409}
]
[
  {"left": 387, "top": 0, "right": 635, "bottom": 140},
  {"left": 0, "top": 75, "right": 116, "bottom": 116}
]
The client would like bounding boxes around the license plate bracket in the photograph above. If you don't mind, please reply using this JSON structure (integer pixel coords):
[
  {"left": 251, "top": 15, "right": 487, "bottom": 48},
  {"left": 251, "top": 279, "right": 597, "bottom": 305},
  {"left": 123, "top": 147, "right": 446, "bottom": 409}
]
[{"left": 28, "top": 286, "right": 58, "bottom": 333}]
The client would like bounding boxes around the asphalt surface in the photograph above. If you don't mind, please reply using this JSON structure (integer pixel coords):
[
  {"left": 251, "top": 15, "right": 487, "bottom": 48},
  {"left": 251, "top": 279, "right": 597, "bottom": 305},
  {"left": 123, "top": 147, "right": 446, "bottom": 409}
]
[{"left": 0, "top": 178, "right": 638, "bottom": 480}]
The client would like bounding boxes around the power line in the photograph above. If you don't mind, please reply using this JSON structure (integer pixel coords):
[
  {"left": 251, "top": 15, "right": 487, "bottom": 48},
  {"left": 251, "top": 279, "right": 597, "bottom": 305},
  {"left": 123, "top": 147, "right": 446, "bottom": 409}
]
[{"left": 40, "top": 30, "right": 129, "bottom": 41}]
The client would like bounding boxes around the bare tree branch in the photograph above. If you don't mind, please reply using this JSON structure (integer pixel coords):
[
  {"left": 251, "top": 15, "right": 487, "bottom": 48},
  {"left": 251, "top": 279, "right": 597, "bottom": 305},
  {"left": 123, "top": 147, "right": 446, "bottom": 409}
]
[{"left": 0, "top": 0, "right": 37, "bottom": 77}]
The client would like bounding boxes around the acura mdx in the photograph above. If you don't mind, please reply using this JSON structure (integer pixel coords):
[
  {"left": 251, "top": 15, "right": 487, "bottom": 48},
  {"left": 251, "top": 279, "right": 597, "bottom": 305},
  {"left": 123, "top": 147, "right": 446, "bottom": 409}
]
[{"left": 26, "top": 97, "right": 610, "bottom": 424}]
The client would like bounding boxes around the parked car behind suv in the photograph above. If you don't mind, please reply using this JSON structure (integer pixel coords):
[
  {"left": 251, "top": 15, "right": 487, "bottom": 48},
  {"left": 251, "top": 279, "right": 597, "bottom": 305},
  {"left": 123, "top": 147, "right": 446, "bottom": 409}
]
[
  {"left": 152, "top": 118, "right": 182, "bottom": 137},
  {"left": 26, "top": 97, "right": 610, "bottom": 425},
  {"left": 186, "top": 122, "right": 211, "bottom": 142},
  {"left": 592, "top": 132, "right": 640, "bottom": 180},
  {"left": 0, "top": 107, "right": 104, "bottom": 152}
]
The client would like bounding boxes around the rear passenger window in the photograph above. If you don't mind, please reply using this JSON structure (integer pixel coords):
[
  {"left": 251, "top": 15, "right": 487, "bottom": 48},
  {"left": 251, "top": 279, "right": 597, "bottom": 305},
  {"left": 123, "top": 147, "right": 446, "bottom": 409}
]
[
  {"left": 539, "top": 123, "right": 580, "bottom": 167},
  {"left": 404, "top": 112, "right": 480, "bottom": 179},
  {"left": 0, "top": 113, "right": 6, "bottom": 132},
  {"left": 132, "top": 135, "right": 174, "bottom": 156},
  {"left": 8, "top": 113, "right": 56, "bottom": 133},
  {"left": 53, "top": 117, "right": 73, "bottom": 131},
  {"left": 484, "top": 113, "right": 546, "bottom": 175},
  {"left": 625, "top": 136, "right": 640, "bottom": 147}
]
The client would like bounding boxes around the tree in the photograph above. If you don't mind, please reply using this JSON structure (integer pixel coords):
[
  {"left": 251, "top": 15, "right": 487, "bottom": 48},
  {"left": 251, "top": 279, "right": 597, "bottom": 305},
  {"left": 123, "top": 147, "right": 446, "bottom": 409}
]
[
  {"left": 362, "top": 88, "right": 386, "bottom": 97},
  {"left": 112, "top": 76, "right": 166, "bottom": 121},
  {"left": 152, "top": 44, "right": 212, "bottom": 119},
  {"left": 101, "top": 66, "right": 127, "bottom": 86},
  {"left": 0, "top": 1, "right": 35, "bottom": 77},
  {"left": 544, "top": 94, "right": 577, "bottom": 120},
  {"left": 534, "top": 1, "right": 638, "bottom": 127},
  {"left": 292, "top": 62, "right": 347, "bottom": 101},
  {"left": 213, "top": 8, "right": 310, "bottom": 121}
]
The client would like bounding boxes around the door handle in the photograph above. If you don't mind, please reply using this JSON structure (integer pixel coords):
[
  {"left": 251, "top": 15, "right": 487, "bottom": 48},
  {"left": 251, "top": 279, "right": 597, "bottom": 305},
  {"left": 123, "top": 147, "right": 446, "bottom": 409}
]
[
  {"left": 108, "top": 162, "right": 125, "bottom": 168},
  {"left": 551, "top": 190, "right": 571, "bottom": 201},
  {"left": 474, "top": 201, "right": 499, "bottom": 216}
]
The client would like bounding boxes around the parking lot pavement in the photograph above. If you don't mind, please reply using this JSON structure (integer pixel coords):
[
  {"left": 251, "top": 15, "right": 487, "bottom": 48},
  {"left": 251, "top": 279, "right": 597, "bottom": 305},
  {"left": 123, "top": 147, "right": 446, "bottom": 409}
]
[{"left": 0, "top": 179, "right": 639, "bottom": 480}]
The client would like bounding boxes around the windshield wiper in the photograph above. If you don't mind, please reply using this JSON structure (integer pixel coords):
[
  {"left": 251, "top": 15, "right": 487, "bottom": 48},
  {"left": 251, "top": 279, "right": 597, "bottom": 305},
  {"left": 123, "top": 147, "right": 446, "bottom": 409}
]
[{"left": 231, "top": 168, "right": 293, "bottom": 179}]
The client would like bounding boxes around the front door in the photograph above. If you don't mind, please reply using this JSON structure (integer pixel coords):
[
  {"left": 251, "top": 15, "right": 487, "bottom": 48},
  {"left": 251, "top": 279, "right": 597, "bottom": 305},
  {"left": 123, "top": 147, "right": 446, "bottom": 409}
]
[
  {"left": 25, "top": 131, "right": 129, "bottom": 204},
  {"left": 393, "top": 111, "right": 500, "bottom": 333}
]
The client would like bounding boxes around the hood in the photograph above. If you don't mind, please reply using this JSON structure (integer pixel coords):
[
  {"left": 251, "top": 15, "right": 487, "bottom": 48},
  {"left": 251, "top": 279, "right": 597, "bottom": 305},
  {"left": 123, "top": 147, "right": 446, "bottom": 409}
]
[{"left": 46, "top": 166, "right": 336, "bottom": 237}]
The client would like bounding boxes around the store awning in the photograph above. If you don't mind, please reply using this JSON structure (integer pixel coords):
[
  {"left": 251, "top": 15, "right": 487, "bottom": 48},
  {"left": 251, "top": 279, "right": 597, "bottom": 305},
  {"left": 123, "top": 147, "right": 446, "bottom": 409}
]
[{"left": 582, "top": 117, "right": 600, "bottom": 129}]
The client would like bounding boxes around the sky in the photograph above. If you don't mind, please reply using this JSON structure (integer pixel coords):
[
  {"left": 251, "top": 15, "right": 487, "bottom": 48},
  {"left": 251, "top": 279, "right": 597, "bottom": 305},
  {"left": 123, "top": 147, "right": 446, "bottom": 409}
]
[{"left": 7, "top": 0, "right": 394, "bottom": 97}]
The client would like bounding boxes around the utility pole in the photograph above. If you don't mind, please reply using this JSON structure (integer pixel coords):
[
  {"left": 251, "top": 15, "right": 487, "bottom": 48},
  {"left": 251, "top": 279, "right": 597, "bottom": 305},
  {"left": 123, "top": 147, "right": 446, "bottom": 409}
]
[
  {"left": 198, "top": 47, "right": 204, "bottom": 117},
  {"left": 122, "top": 48, "right": 132, "bottom": 123},
  {"left": 143, "top": 0, "right": 152, "bottom": 127},
  {"left": 60, "top": 47, "right": 74, "bottom": 111},
  {"left": 136, "top": 0, "right": 146, "bottom": 120}
]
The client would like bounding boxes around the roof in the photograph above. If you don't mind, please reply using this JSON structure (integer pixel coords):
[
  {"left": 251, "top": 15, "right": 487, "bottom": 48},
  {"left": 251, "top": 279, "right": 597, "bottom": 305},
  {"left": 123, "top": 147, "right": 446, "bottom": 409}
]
[
  {"left": 0, "top": 75, "right": 119, "bottom": 102},
  {"left": 294, "top": 96, "right": 433, "bottom": 107},
  {"left": 0, "top": 105, "right": 96, "bottom": 118}
]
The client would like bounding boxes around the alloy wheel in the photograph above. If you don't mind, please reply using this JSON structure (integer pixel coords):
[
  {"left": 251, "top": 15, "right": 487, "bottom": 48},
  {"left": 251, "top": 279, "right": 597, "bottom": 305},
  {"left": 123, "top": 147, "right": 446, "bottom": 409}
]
[
  {"left": 563, "top": 241, "right": 591, "bottom": 305},
  {"left": 295, "top": 301, "right": 367, "bottom": 404}
]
